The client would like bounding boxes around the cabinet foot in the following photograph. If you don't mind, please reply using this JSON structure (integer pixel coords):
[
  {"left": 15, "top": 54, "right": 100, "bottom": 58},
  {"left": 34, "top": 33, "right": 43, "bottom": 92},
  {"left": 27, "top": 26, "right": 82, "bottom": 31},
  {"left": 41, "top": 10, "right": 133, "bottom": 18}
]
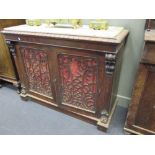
[
  {"left": 20, "top": 96, "right": 29, "bottom": 101},
  {"left": 97, "top": 119, "right": 109, "bottom": 132}
]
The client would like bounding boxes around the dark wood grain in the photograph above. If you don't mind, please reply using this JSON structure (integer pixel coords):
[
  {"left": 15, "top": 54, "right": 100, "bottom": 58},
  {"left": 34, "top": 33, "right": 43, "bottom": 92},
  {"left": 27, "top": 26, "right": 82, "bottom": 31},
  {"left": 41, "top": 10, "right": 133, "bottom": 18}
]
[
  {"left": 142, "top": 41, "right": 155, "bottom": 65},
  {"left": 0, "top": 19, "right": 25, "bottom": 30},
  {"left": 135, "top": 66, "right": 155, "bottom": 131},
  {"left": 145, "top": 19, "right": 155, "bottom": 31},
  {"left": 0, "top": 19, "right": 25, "bottom": 89}
]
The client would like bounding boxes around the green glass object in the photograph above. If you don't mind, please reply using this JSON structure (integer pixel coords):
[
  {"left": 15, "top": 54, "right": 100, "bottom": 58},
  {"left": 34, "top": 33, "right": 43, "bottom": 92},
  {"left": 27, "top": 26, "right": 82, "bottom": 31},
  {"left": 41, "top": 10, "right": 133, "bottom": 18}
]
[
  {"left": 34, "top": 19, "right": 41, "bottom": 26},
  {"left": 26, "top": 19, "right": 41, "bottom": 26},
  {"left": 89, "top": 19, "right": 109, "bottom": 30},
  {"left": 45, "top": 19, "right": 51, "bottom": 27},
  {"left": 26, "top": 19, "right": 34, "bottom": 26},
  {"left": 45, "top": 19, "right": 59, "bottom": 27},
  {"left": 69, "top": 19, "right": 83, "bottom": 29},
  {"left": 44, "top": 19, "right": 83, "bottom": 29},
  {"left": 58, "top": 19, "right": 68, "bottom": 24},
  {"left": 50, "top": 19, "right": 59, "bottom": 26}
]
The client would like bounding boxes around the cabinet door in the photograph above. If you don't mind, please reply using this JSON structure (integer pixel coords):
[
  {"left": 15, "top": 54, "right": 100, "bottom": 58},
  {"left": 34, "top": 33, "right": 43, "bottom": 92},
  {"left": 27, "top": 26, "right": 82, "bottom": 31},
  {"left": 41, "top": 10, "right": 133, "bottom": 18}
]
[
  {"left": 54, "top": 47, "right": 104, "bottom": 117},
  {"left": 16, "top": 43, "right": 56, "bottom": 103}
]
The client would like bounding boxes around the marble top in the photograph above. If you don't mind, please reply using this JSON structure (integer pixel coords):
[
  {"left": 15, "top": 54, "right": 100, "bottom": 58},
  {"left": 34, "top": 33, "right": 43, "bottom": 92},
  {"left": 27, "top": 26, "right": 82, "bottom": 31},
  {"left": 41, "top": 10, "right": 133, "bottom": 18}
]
[{"left": 2, "top": 24, "right": 129, "bottom": 43}]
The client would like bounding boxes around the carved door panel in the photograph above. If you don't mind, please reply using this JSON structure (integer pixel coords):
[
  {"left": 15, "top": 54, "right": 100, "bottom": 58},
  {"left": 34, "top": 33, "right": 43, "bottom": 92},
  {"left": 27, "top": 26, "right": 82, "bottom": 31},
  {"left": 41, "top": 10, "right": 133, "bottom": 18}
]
[
  {"left": 134, "top": 64, "right": 155, "bottom": 132},
  {"left": 53, "top": 47, "right": 103, "bottom": 116},
  {"left": 16, "top": 44, "right": 56, "bottom": 103}
]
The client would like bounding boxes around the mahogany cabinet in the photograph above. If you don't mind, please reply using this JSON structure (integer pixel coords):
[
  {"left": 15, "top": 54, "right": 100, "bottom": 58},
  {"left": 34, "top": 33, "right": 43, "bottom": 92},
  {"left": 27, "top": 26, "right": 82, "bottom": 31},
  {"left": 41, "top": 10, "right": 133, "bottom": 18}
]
[
  {"left": 124, "top": 22, "right": 155, "bottom": 134},
  {"left": 2, "top": 25, "right": 128, "bottom": 131},
  {"left": 0, "top": 19, "right": 25, "bottom": 88}
]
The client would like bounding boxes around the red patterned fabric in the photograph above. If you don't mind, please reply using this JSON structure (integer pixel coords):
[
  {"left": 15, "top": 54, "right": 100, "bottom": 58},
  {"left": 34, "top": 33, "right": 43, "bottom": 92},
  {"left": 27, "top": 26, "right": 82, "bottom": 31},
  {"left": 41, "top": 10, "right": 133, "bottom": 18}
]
[
  {"left": 58, "top": 54, "right": 97, "bottom": 111},
  {"left": 21, "top": 47, "right": 52, "bottom": 97}
]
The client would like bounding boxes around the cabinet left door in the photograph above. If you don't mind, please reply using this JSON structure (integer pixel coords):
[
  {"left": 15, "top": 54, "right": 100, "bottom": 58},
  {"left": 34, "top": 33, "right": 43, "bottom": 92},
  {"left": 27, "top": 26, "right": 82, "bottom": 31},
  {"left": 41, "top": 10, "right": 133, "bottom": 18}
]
[{"left": 15, "top": 43, "right": 56, "bottom": 104}]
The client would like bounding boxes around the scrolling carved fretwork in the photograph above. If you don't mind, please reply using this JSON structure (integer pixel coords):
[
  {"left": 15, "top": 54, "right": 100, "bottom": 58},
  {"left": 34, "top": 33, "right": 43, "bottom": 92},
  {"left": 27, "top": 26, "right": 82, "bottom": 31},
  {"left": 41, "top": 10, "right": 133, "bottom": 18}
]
[
  {"left": 20, "top": 47, "right": 53, "bottom": 97},
  {"left": 58, "top": 54, "right": 98, "bottom": 111}
]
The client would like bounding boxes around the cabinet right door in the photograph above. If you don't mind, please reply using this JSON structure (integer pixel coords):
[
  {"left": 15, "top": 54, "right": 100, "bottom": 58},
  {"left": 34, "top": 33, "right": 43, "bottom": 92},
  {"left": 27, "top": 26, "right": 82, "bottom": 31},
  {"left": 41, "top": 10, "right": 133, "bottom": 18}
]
[
  {"left": 54, "top": 47, "right": 113, "bottom": 118},
  {"left": 56, "top": 48, "right": 98, "bottom": 116}
]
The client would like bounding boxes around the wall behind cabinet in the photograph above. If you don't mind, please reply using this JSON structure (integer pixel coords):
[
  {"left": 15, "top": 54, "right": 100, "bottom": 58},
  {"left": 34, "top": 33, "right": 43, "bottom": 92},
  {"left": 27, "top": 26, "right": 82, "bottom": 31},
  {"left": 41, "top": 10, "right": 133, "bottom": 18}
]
[{"left": 84, "top": 19, "right": 146, "bottom": 107}]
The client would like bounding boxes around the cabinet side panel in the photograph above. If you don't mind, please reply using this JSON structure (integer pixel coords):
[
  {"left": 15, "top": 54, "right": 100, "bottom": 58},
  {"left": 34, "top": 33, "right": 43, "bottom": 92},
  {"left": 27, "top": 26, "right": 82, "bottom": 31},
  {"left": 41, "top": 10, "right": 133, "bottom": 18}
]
[
  {"left": 0, "top": 19, "right": 25, "bottom": 82},
  {"left": 0, "top": 19, "right": 25, "bottom": 29},
  {"left": 135, "top": 65, "right": 155, "bottom": 132},
  {"left": 110, "top": 44, "right": 124, "bottom": 112},
  {"left": 125, "top": 64, "right": 149, "bottom": 133},
  {"left": 0, "top": 34, "right": 15, "bottom": 79}
]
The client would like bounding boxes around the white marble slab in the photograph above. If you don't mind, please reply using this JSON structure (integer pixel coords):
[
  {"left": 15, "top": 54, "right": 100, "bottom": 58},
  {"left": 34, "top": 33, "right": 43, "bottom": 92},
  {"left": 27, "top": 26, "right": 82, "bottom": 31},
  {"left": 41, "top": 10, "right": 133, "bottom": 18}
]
[{"left": 4, "top": 24, "right": 124, "bottom": 39}]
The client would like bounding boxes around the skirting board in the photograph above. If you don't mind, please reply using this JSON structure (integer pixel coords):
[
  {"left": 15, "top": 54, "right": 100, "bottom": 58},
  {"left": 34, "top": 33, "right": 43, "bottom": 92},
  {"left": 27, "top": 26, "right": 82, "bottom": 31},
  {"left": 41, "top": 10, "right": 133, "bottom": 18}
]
[{"left": 117, "top": 94, "right": 131, "bottom": 108}]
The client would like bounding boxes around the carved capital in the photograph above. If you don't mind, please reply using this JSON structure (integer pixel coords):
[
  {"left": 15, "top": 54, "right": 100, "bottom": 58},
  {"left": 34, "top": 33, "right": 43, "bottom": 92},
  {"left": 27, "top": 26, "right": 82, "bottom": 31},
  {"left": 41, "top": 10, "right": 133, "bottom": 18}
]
[
  {"left": 105, "top": 53, "right": 116, "bottom": 75},
  {"left": 6, "top": 40, "right": 16, "bottom": 57}
]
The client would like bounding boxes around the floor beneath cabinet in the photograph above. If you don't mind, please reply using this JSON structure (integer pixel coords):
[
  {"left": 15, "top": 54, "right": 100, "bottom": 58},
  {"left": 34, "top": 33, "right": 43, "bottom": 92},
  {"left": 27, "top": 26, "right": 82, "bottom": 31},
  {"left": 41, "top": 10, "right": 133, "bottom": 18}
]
[{"left": 0, "top": 84, "right": 128, "bottom": 135}]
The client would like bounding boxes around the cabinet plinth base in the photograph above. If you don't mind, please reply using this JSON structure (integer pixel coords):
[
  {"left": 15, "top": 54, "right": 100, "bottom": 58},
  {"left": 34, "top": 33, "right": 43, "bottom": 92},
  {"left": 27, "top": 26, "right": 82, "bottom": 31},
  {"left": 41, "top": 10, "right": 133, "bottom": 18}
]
[
  {"left": 20, "top": 95, "right": 29, "bottom": 101},
  {"left": 124, "top": 127, "right": 141, "bottom": 135},
  {"left": 124, "top": 124, "right": 155, "bottom": 135},
  {"left": 20, "top": 93, "right": 118, "bottom": 132}
]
